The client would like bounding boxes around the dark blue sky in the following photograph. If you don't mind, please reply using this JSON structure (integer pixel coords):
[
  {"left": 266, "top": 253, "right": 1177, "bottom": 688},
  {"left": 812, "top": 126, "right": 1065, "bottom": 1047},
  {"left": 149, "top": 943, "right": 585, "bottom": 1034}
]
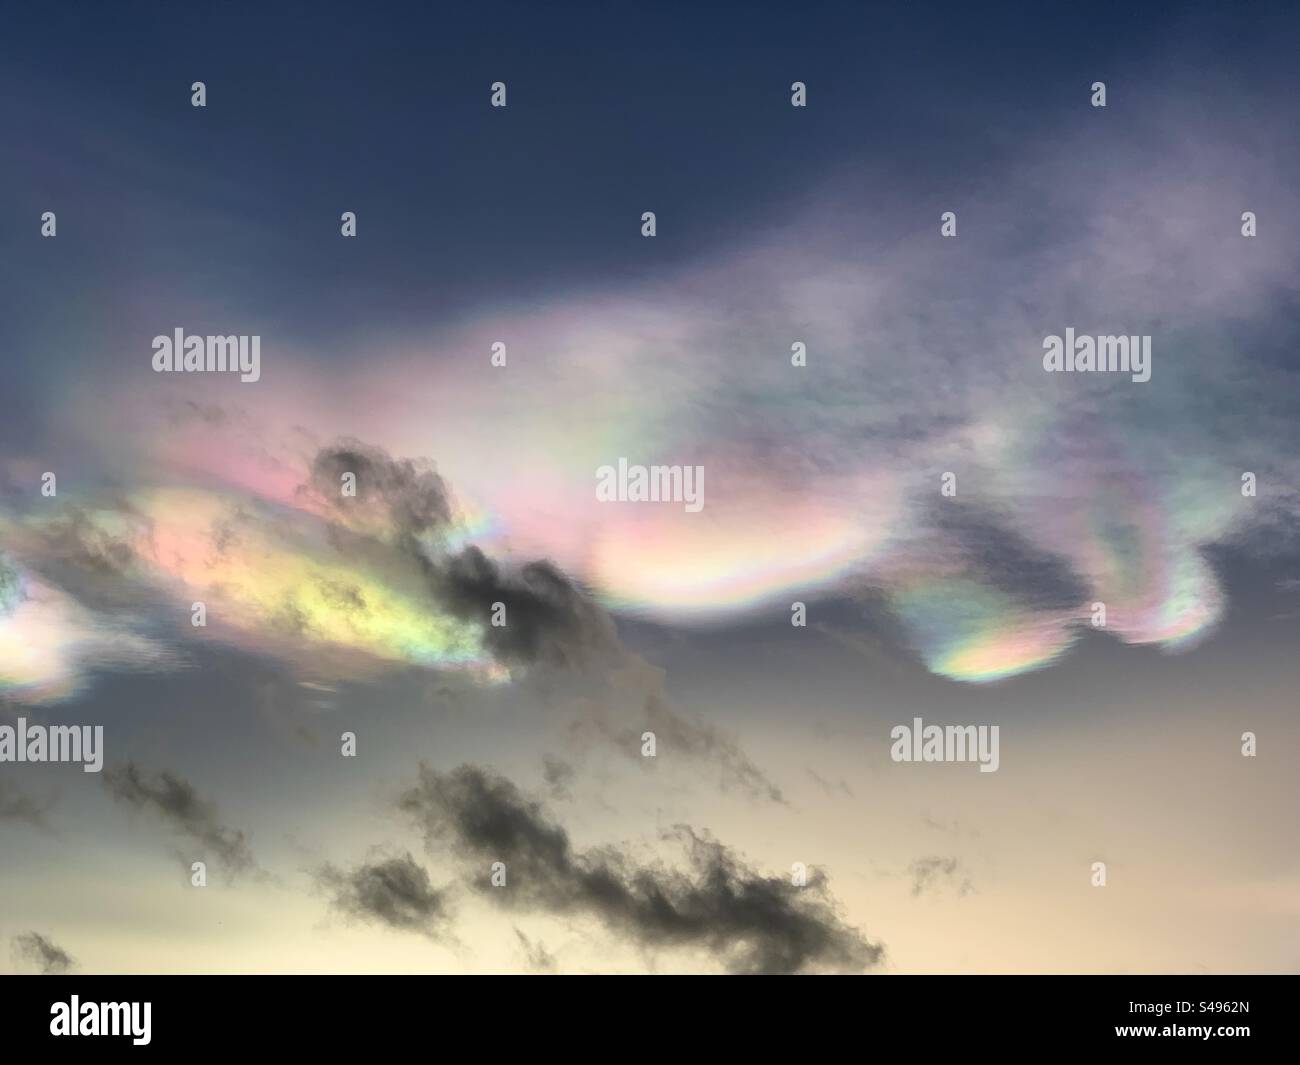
[{"left": 4, "top": 0, "right": 1297, "bottom": 336}]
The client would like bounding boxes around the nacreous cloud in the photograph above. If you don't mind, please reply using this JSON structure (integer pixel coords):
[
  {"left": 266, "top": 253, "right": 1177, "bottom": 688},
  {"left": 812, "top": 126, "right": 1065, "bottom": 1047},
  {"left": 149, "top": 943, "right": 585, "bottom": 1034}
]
[{"left": 12, "top": 95, "right": 1300, "bottom": 685}]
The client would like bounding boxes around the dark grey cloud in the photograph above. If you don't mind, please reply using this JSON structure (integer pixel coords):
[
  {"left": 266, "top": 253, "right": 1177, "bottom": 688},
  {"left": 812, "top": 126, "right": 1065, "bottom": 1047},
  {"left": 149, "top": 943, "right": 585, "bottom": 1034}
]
[
  {"left": 398, "top": 763, "right": 880, "bottom": 973},
  {"left": 514, "top": 928, "right": 558, "bottom": 973},
  {"left": 309, "top": 438, "right": 453, "bottom": 538},
  {"left": 921, "top": 814, "right": 980, "bottom": 838},
  {"left": 0, "top": 781, "right": 54, "bottom": 831},
  {"left": 806, "top": 768, "right": 855, "bottom": 799},
  {"left": 314, "top": 851, "right": 450, "bottom": 937},
  {"left": 569, "top": 667, "right": 786, "bottom": 804},
  {"left": 306, "top": 440, "right": 617, "bottom": 671},
  {"left": 909, "top": 856, "right": 974, "bottom": 897},
  {"left": 541, "top": 755, "right": 575, "bottom": 800},
  {"left": 430, "top": 546, "right": 783, "bottom": 799},
  {"left": 434, "top": 546, "right": 616, "bottom": 670},
  {"left": 301, "top": 440, "right": 783, "bottom": 802},
  {"left": 11, "top": 931, "right": 75, "bottom": 974},
  {"left": 101, "top": 762, "right": 256, "bottom": 875}
]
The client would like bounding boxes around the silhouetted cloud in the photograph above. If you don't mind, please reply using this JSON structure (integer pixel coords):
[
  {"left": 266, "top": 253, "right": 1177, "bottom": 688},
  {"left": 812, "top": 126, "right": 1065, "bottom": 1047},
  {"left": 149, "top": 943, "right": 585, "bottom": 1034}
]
[
  {"left": 309, "top": 438, "right": 452, "bottom": 538},
  {"left": 514, "top": 928, "right": 558, "bottom": 973},
  {"left": 567, "top": 657, "right": 786, "bottom": 803},
  {"left": 541, "top": 755, "right": 575, "bottom": 800},
  {"left": 909, "top": 856, "right": 974, "bottom": 897},
  {"left": 0, "top": 781, "right": 54, "bottom": 830},
  {"left": 307, "top": 442, "right": 618, "bottom": 670},
  {"left": 398, "top": 763, "right": 879, "bottom": 973},
  {"left": 806, "top": 768, "right": 854, "bottom": 799},
  {"left": 305, "top": 440, "right": 783, "bottom": 801},
  {"left": 314, "top": 851, "right": 450, "bottom": 937},
  {"left": 102, "top": 762, "right": 256, "bottom": 875},
  {"left": 433, "top": 547, "right": 616, "bottom": 669},
  {"left": 11, "top": 931, "right": 74, "bottom": 974}
]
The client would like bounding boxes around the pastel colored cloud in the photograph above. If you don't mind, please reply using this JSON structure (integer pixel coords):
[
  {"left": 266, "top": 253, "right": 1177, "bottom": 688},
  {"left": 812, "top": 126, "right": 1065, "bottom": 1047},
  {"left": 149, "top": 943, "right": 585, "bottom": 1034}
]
[{"left": 5, "top": 103, "right": 1299, "bottom": 694}]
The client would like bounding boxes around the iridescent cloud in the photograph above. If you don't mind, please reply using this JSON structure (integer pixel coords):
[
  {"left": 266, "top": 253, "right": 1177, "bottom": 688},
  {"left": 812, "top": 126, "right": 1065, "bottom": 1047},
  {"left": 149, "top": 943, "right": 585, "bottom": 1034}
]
[
  {"left": 5, "top": 105, "right": 1298, "bottom": 694},
  {"left": 0, "top": 553, "right": 174, "bottom": 704}
]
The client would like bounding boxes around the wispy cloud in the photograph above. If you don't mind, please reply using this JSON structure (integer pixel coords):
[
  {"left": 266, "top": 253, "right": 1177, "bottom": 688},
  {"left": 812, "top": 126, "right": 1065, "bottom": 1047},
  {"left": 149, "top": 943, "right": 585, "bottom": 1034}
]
[
  {"left": 102, "top": 762, "right": 257, "bottom": 876},
  {"left": 11, "top": 931, "right": 75, "bottom": 974},
  {"left": 398, "top": 763, "right": 879, "bottom": 973}
]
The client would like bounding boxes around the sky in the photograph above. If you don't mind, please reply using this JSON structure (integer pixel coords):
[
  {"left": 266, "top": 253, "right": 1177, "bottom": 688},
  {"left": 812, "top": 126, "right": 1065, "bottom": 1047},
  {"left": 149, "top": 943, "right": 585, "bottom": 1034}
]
[{"left": 1, "top": 0, "right": 1299, "bottom": 974}]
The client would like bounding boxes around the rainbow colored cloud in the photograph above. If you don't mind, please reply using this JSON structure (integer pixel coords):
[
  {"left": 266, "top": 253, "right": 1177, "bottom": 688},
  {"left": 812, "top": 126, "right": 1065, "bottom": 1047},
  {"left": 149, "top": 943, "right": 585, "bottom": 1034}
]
[{"left": 5, "top": 112, "right": 1297, "bottom": 698}]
